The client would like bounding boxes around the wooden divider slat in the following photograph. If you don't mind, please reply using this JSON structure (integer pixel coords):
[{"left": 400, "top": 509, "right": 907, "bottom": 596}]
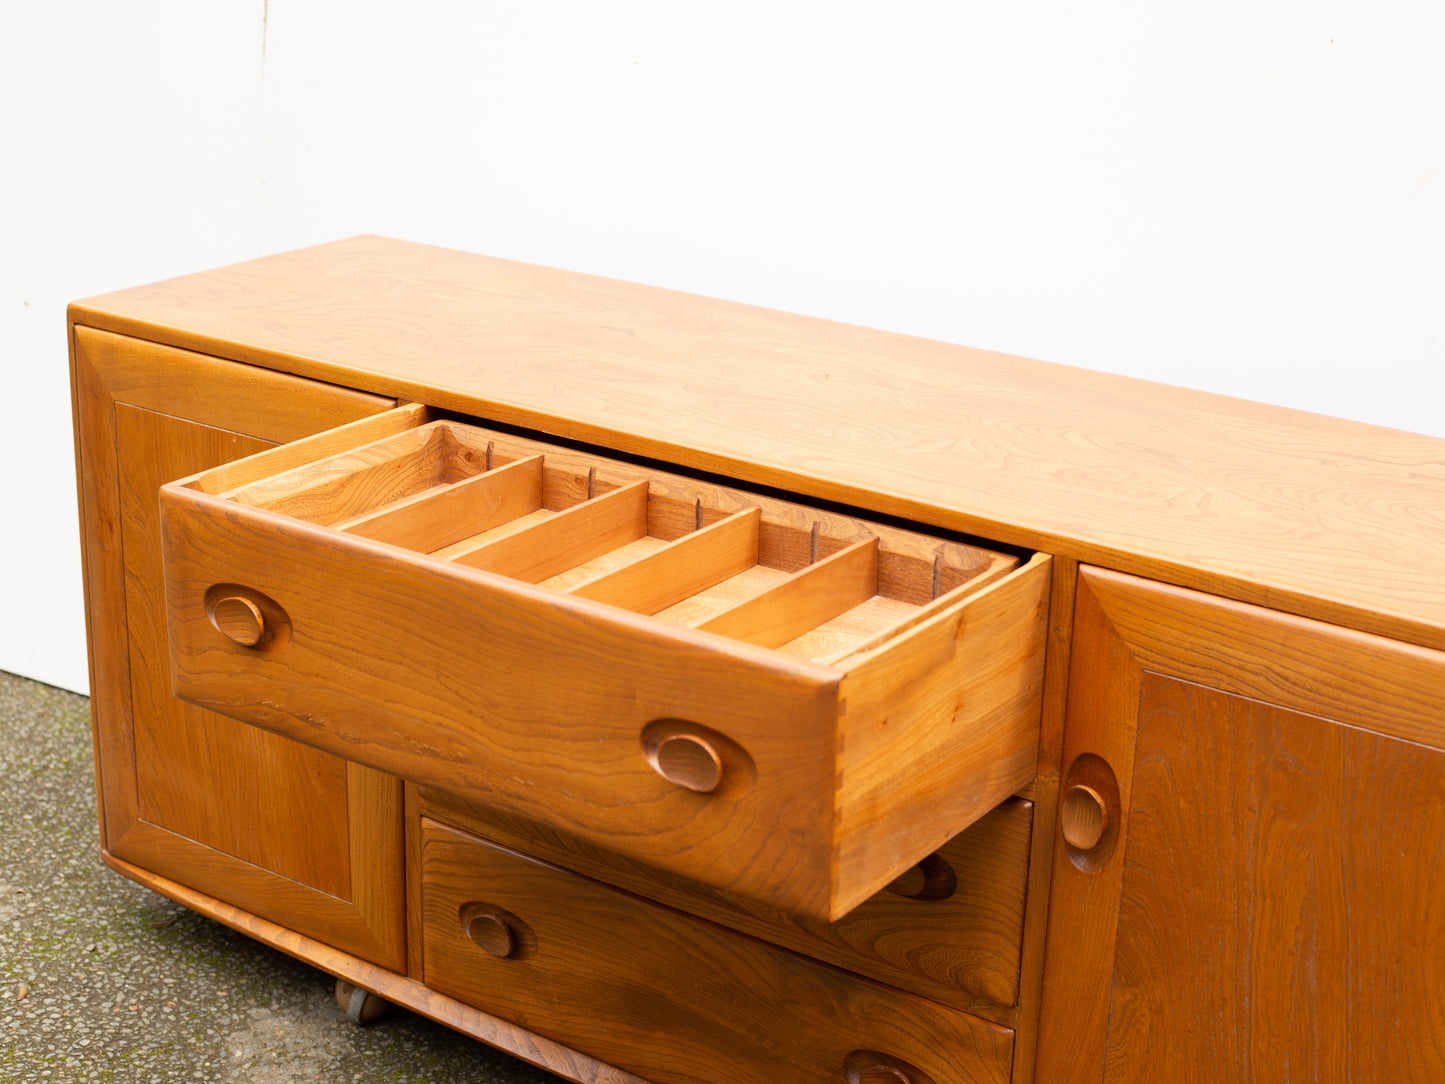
[
  {"left": 695, "top": 537, "right": 879, "bottom": 649},
  {"left": 652, "top": 565, "right": 792, "bottom": 628},
  {"left": 540, "top": 538, "right": 670, "bottom": 594},
  {"left": 568, "top": 508, "right": 761, "bottom": 616},
  {"left": 433, "top": 509, "right": 552, "bottom": 559},
  {"left": 780, "top": 597, "right": 919, "bottom": 663},
  {"left": 450, "top": 481, "right": 649, "bottom": 583},
  {"left": 230, "top": 424, "right": 450, "bottom": 526},
  {"left": 335, "top": 456, "right": 544, "bottom": 553},
  {"left": 199, "top": 404, "right": 429, "bottom": 496},
  {"left": 813, "top": 556, "right": 1025, "bottom": 665}
]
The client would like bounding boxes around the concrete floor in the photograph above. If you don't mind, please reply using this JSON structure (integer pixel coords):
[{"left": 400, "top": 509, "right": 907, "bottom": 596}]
[{"left": 0, "top": 670, "right": 567, "bottom": 1083}]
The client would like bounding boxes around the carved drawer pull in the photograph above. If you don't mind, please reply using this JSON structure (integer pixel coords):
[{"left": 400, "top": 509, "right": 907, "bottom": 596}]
[
  {"left": 1061, "top": 753, "right": 1121, "bottom": 870},
  {"left": 882, "top": 853, "right": 957, "bottom": 902},
  {"left": 641, "top": 720, "right": 755, "bottom": 798},
  {"left": 1060, "top": 783, "right": 1108, "bottom": 851},
  {"left": 844, "top": 1050, "right": 933, "bottom": 1084},
  {"left": 858, "top": 1068, "right": 911, "bottom": 1084},
  {"left": 211, "top": 595, "right": 265, "bottom": 646},
  {"left": 465, "top": 912, "right": 516, "bottom": 958},
  {"left": 459, "top": 902, "right": 532, "bottom": 959},
  {"left": 654, "top": 733, "right": 724, "bottom": 793},
  {"left": 204, "top": 584, "right": 291, "bottom": 651}
]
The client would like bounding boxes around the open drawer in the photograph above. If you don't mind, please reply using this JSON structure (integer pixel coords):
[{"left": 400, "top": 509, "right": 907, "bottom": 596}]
[{"left": 160, "top": 405, "right": 1050, "bottom": 920}]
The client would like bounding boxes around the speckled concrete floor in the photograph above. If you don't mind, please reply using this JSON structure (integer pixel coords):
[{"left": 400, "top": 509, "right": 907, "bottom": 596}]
[{"left": 0, "top": 671, "right": 566, "bottom": 1083}]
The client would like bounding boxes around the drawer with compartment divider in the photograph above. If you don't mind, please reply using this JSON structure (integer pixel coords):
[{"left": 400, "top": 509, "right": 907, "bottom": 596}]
[{"left": 159, "top": 404, "right": 1050, "bottom": 920}]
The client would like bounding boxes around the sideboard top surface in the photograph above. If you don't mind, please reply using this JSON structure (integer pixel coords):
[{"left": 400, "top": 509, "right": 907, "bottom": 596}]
[{"left": 70, "top": 235, "right": 1445, "bottom": 651}]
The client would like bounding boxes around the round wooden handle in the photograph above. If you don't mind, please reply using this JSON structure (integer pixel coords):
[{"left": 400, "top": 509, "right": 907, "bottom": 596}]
[
  {"left": 653, "top": 733, "right": 724, "bottom": 793},
  {"left": 843, "top": 1050, "right": 930, "bottom": 1084},
  {"left": 1061, "top": 782, "right": 1109, "bottom": 851},
  {"left": 856, "top": 1066, "right": 912, "bottom": 1084},
  {"left": 882, "top": 853, "right": 957, "bottom": 902},
  {"left": 884, "top": 864, "right": 927, "bottom": 898},
  {"left": 212, "top": 595, "right": 266, "bottom": 647},
  {"left": 465, "top": 913, "right": 516, "bottom": 958}
]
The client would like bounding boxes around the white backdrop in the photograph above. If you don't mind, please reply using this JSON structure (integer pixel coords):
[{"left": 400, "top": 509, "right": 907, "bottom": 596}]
[{"left": 4, "top": 1, "right": 1442, "bottom": 693}]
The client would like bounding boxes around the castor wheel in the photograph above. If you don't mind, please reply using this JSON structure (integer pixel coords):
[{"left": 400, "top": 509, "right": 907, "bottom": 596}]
[{"left": 334, "top": 978, "right": 391, "bottom": 1025}]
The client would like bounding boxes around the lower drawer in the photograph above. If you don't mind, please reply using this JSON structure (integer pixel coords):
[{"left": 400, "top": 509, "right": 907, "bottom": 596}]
[
  {"left": 420, "top": 818, "right": 1014, "bottom": 1084},
  {"left": 422, "top": 786, "right": 1033, "bottom": 1012}
]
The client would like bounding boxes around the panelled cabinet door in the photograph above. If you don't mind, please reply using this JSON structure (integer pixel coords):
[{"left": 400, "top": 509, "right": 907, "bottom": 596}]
[
  {"left": 1037, "top": 568, "right": 1445, "bottom": 1083},
  {"left": 72, "top": 326, "right": 406, "bottom": 970}
]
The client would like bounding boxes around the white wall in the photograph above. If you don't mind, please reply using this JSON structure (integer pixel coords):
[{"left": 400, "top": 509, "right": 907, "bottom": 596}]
[{"left": 4, "top": 1, "right": 1443, "bottom": 693}]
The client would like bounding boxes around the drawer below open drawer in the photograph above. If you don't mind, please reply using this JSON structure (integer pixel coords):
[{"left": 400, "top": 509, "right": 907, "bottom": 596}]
[
  {"left": 160, "top": 405, "right": 1050, "bottom": 920},
  {"left": 421, "top": 818, "right": 1014, "bottom": 1084}
]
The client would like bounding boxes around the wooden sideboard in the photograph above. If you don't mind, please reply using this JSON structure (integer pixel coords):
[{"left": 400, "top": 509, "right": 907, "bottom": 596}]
[{"left": 70, "top": 237, "right": 1445, "bottom": 1084}]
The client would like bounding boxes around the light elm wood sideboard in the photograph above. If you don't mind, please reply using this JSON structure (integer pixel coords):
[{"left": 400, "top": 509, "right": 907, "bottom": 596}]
[{"left": 70, "top": 237, "right": 1445, "bottom": 1084}]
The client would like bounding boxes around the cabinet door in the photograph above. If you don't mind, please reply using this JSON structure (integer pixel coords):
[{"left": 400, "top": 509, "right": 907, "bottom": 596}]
[
  {"left": 73, "top": 327, "right": 406, "bottom": 970},
  {"left": 1037, "top": 568, "right": 1445, "bottom": 1083}
]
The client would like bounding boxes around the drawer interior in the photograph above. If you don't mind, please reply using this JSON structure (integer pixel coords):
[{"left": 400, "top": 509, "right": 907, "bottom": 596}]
[{"left": 199, "top": 413, "right": 1021, "bottom": 664}]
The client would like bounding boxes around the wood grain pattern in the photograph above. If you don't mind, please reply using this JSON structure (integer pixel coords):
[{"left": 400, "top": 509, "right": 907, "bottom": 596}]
[
  {"left": 792, "top": 597, "right": 926, "bottom": 663},
  {"left": 1081, "top": 566, "right": 1445, "bottom": 748},
  {"left": 420, "top": 819, "right": 1015, "bottom": 1084},
  {"left": 437, "top": 422, "right": 1017, "bottom": 593},
  {"left": 833, "top": 554, "right": 1051, "bottom": 914},
  {"left": 1105, "top": 676, "right": 1445, "bottom": 1082},
  {"left": 1006, "top": 555, "right": 1078, "bottom": 1084},
  {"left": 338, "top": 455, "right": 545, "bottom": 551},
  {"left": 371, "top": 419, "right": 1018, "bottom": 626},
  {"left": 72, "top": 324, "right": 392, "bottom": 441},
  {"left": 653, "top": 565, "right": 792, "bottom": 628},
  {"left": 1037, "top": 568, "right": 1445, "bottom": 1083},
  {"left": 232, "top": 423, "right": 464, "bottom": 523},
  {"left": 70, "top": 327, "right": 404, "bottom": 969},
  {"left": 567, "top": 507, "right": 760, "bottom": 613},
  {"left": 422, "top": 786, "right": 1034, "bottom": 1018},
  {"left": 1033, "top": 573, "right": 1149, "bottom": 1084},
  {"left": 198, "top": 402, "right": 429, "bottom": 494},
  {"left": 696, "top": 536, "right": 879, "bottom": 648},
  {"left": 451, "top": 481, "right": 647, "bottom": 580},
  {"left": 116, "top": 405, "right": 350, "bottom": 894},
  {"left": 70, "top": 236, "right": 1445, "bottom": 652}
]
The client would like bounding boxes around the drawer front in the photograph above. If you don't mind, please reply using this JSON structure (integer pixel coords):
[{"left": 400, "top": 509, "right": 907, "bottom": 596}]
[
  {"left": 420, "top": 819, "right": 1014, "bottom": 1084},
  {"left": 160, "top": 408, "right": 1050, "bottom": 920},
  {"left": 423, "top": 786, "right": 1034, "bottom": 1013}
]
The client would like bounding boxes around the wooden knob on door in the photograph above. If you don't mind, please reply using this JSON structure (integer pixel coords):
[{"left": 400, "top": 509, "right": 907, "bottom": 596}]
[
  {"left": 1061, "top": 782, "right": 1109, "bottom": 851},
  {"left": 654, "top": 732, "right": 724, "bottom": 793},
  {"left": 465, "top": 912, "right": 516, "bottom": 958},
  {"left": 211, "top": 595, "right": 266, "bottom": 647}
]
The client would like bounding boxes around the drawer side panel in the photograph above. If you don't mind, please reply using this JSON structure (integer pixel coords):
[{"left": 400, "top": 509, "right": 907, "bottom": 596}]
[{"left": 834, "top": 554, "right": 1051, "bottom": 916}]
